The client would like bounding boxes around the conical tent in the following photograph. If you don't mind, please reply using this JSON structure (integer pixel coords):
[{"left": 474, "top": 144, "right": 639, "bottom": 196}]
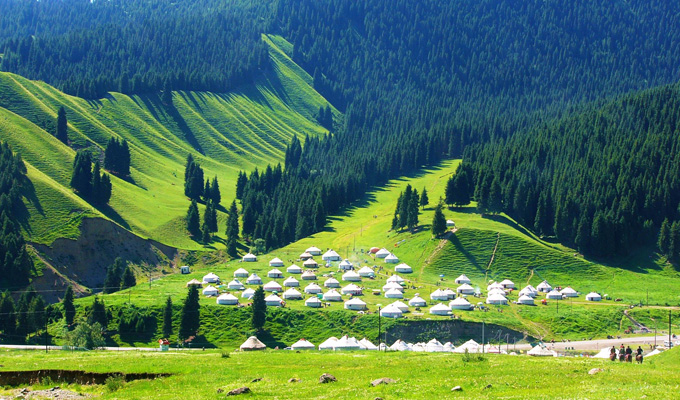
[
  {"left": 384, "top": 253, "right": 400, "bottom": 263},
  {"left": 375, "top": 248, "right": 391, "bottom": 258},
  {"left": 455, "top": 274, "right": 471, "bottom": 284},
  {"left": 318, "top": 337, "right": 339, "bottom": 350},
  {"left": 358, "top": 266, "right": 375, "bottom": 277},
  {"left": 242, "top": 253, "right": 257, "bottom": 262},
  {"left": 449, "top": 297, "right": 472, "bottom": 310},
  {"left": 306, "top": 246, "right": 322, "bottom": 256},
  {"left": 390, "top": 339, "right": 410, "bottom": 351},
  {"left": 240, "top": 336, "right": 266, "bottom": 351},
  {"left": 443, "top": 342, "right": 455, "bottom": 352},
  {"left": 408, "top": 296, "right": 427, "bottom": 307},
  {"left": 395, "top": 263, "right": 413, "bottom": 273},
  {"left": 528, "top": 345, "right": 557, "bottom": 357},
  {"left": 291, "top": 338, "right": 315, "bottom": 350},
  {"left": 269, "top": 257, "right": 284, "bottom": 267},
  {"left": 586, "top": 292, "right": 602, "bottom": 301},
  {"left": 426, "top": 339, "right": 445, "bottom": 352},
  {"left": 241, "top": 288, "right": 255, "bottom": 299},
  {"left": 453, "top": 339, "right": 480, "bottom": 353},
  {"left": 287, "top": 264, "right": 302, "bottom": 274},
  {"left": 304, "top": 283, "right": 323, "bottom": 294},
  {"left": 359, "top": 338, "right": 378, "bottom": 350},
  {"left": 234, "top": 268, "right": 249, "bottom": 277}
]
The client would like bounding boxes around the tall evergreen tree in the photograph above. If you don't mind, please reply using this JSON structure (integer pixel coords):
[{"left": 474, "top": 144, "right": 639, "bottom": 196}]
[
  {"left": 121, "top": 265, "right": 136, "bottom": 290},
  {"left": 658, "top": 218, "right": 671, "bottom": 255},
  {"left": 420, "top": 188, "right": 429, "bottom": 209},
  {"left": 70, "top": 150, "right": 93, "bottom": 197},
  {"left": 407, "top": 188, "right": 420, "bottom": 231},
  {"left": 162, "top": 296, "right": 173, "bottom": 338},
  {"left": 87, "top": 297, "right": 108, "bottom": 328},
  {"left": 62, "top": 286, "right": 76, "bottom": 326},
  {"left": 186, "top": 200, "right": 201, "bottom": 238},
  {"left": 201, "top": 223, "right": 211, "bottom": 244},
  {"left": 56, "top": 106, "right": 68, "bottom": 144},
  {"left": 251, "top": 286, "right": 266, "bottom": 331},
  {"left": 669, "top": 221, "right": 680, "bottom": 260},
  {"left": 235, "top": 171, "right": 248, "bottom": 200},
  {"left": 0, "top": 292, "right": 16, "bottom": 336},
  {"left": 28, "top": 296, "right": 46, "bottom": 335},
  {"left": 179, "top": 285, "right": 200, "bottom": 340},
  {"left": 226, "top": 200, "right": 239, "bottom": 240},
  {"left": 162, "top": 79, "right": 173, "bottom": 106},
  {"left": 210, "top": 176, "right": 221, "bottom": 205},
  {"left": 431, "top": 202, "right": 447, "bottom": 237},
  {"left": 104, "top": 258, "right": 125, "bottom": 294}
]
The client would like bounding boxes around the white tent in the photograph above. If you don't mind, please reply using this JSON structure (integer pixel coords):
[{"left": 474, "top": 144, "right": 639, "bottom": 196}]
[
  {"left": 454, "top": 339, "right": 481, "bottom": 353},
  {"left": 246, "top": 273, "right": 262, "bottom": 285},
  {"left": 322, "top": 289, "right": 342, "bottom": 301},
  {"left": 216, "top": 293, "right": 238, "bottom": 305},
  {"left": 443, "top": 342, "right": 455, "bottom": 352},
  {"left": 283, "top": 276, "right": 300, "bottom": 287},
  {"left": 227, "top": 279, "right": 245, "bottom": 290},
  {"left": 304, "top": 283, "right": 323, "bottom": 294},
  {"left": 443, "top": 288, "right": 456, "bottom": 300},
  {"left": 537, "top": 280, "right": 552, "bottom": 293},
  {"left": 586, "top": 292, "right": 602, "bottom": 301},
  {"left": 528, "top": 345, "right": 557, "bottom": 357},
  {"left": 234, "top": 268, "right": 249, "bottom": 278},
  {"left": 202, "top": 272, "right": 220, "bottom": 284},
  {"left": 486, "top": 293, "right": 508, "bottom": 305},
  {"left": 303, "top": 258, "right": 319, "bottom": 269},
  {"left": 265, "top": 294, "right": 283, "bottom": 307},
  {"left": 517, "top": 295, "right": 535, "bottom": 305},
  {"left": 385, "top": 288, "right": 404, "bottom": 299},
  {"left": 455, "top": 274, "right": 471, "bottom": 284},
  {"left": 241, "top": 288, "right": 255, "bottom": 299},
  {"left": 342, "top": 271, "right": 362, "bottom": 282},
  {"left": 593, "top": 347, "right": 616, "bottom": 359},
  {"left": 488, "top": 288, "right": 507, "bottom": 297},
  {"left": 341, "top": 284, "right": 363, "bottom": 296},
  {"left": 301, "top": 270, "right": 317, "bottom": 280},
  {"left": 412, "top": 343, "right": 426, "bottom": 352},
  {"left": 446, "top": 219, "right": 456, "bottom": 227},
  {"left": 344, "top": 297, "right": 367, "bottom": 310},
  {"left": 408, "top": 295, "right": 427, "bottom": 307},
  {"left": 387, "top": 275, "right": 405, "bottom": 284},
  {"left": 487, "top": 282, "right": 504, "bottom": 291},
  {"left": 430, "top": 289, "right": 449, "bottom": 301},
  {"left": 269, "top": 257, "right": 284, "bottom": 267},
  {"left": 282, "top": 288, "right": 302, "bottom": 300},
  {"left": 305, "top": 296, "right": 322, "bottom": 308},
  {"left": 324, "top": 277, "right": 340, "bottom": 288},
  {"left": 287, "top": 264, "right": 302, "bottom": 274},
  {"left": 322, "top": 249, "right": 341, "bottom": 261},
  {"left": 267, "top": 268, "right": 283, "bottom": 278},
  {"left": 430, "top": 303, "right": 452, "bottom": 315},
  {"left": 390, "top": 339, "right": 410, "bottom": 351},
  {"left": 299, "top": 252, "right": 313, "bottom": 260},
  {"left": 384, "top": 253, "right": 400, "bottom": 263},
  {"left": 382, "top": 281, "right": 404, "bottom": 292},
  {"left": 334, "top": 335, "right": 361, "bottom": 351},
  {"left": 546, "top": 290, "right": 563, "bottom": 300},
  {"left": 240, "top": 336, "right": 266, "bottom": 351},
  {"left": 449, "top": 297, "right": 473, "bottom": 310},
  {"left": 242, "top": 253, "right": 257, "bottom": 262},
  {"left": 426, "top": 339, "right": 445, "bottom": 352},
  {"left": 202, "top": 285, "right": 219, "bottom": 296},
  {"left": 560, "top": 287, "right": 578, "bottom": 298},
  {"left": 318, "top": 337, "right": 338, "bottom": 350},
  {"left": 380, "top": 304, "right": 403, "bottom": 318},
  {"left": 395, "top": 263, "right": 413, "bottom": 273},
  {"left": 457, "top": 283, "right": 475, "bottom": 295},
  {"left": 519, "top": 286, "right": 537, "bottom": 298},
  {"left": 291, "top": 338, "right": 315, "bottom": 350},
  {"left": 375, "top": 248, "right": 391, "bottom": 258},
  {"left": 390, "top": 300, "right": 409, "bottom": 313},
  {"left": 186, "top": 279, "right": 202, "bottom": 287},
  {"left": 359, "top": 338, "right": 378, "bottom": 351},
  {"left": 646, "top": 349, "right": 663, "bottom": 358},
  {"left": 500, "top": 279, "right": 515, "bottom": 289},
  {"left": 306, "top": 246, "right": 322, "bottom": 256},
  {"left": 263, "top": 281, "right": 283, "bottom": 292},
  {"left": 339, "top": 259, "right": 354, "bottom": 270},
  {"left": 358, "top": 266, "right": 375, "bottom": 277}
]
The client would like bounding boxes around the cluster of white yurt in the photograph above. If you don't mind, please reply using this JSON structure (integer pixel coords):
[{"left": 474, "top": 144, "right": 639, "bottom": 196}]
[{"left": 388, "top": 338, "right": 456, "bottom": 352}]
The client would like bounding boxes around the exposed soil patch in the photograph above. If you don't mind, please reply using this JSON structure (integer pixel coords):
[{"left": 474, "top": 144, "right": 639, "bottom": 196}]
[
  {"left": 0, "top": 370, "right": 171, "bottom": 386},
  {"left": 3, "top": 386, "right": 92, "bottom": 399}
]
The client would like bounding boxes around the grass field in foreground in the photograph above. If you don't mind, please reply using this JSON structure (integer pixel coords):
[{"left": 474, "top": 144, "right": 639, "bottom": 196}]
[{"left": 0, "top": 348, "right": 678, "bottom": 399}]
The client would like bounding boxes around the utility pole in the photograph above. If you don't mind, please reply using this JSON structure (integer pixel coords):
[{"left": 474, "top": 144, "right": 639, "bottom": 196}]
[
  {"left": 669, "top": 310, "right": 672, "bottom": 347},
  {"left": 44, "top": 309, "right": 48, "bottom": 353}
]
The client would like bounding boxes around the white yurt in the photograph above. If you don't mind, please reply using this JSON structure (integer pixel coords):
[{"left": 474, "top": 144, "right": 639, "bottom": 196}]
[
  {"left": 408, "top": 295, "right": 427, "bottom": 307},
  {"left": 216, "top": 293, "right": 238, "bottom": 305},
  {"left": 299, "top": 252, "right": 313, "bottom": 261},
  {"left": 186, "top": 279, "right": 202, "bottom": 287},
  {"left": 446, "top": 220, "right": 456, "bottom": 227},
  {"left": 488, "top": 288, "right": 506, "bottom": 297},
  {"left": 318, "top": 337, "right": 338, "bottom": 350},
  {"left": 246, "top": 273, "right": 262, "bottom": 285},
  {"left": 519, "top": 286, "right": 537, "bottom": 298},
  {"left": 303, "top": 258, "right": 319, "bottom": 269},
  {"left": 443, "top": 288, "right": 456, "bottom": 300},
  {"left": 242, "top": 253, "right": 257, "bottom": 262},
  {"left": 263, "top": 281, "right": 283, "bottom": 292},
  {"left": 384, "top": 253, "right": 400, "bottom": 264},
  {"left": 227, "top": 279, "right": 245, "bottom": 291},
  {"left": 269, "top": 257, "right": 284, "bottom": 267},
  {"left": 560, "top": 287, "right": 578, "bottom": 298},
  {"left": 291, "top": 338, "right": 315, "bottom": 350},
  {"left": 339, "top": 259, "right": 354, "bottom": 270},
  {"left": 443, "top": 342, "right": 455, "bottom": 352},
  {"left": 390, "top": 300, "right": 409, "bottom": 313},
  {"left": 454, "top": 339, "right": 480, "bottom": 353},
  {"left": 322, "top": 249, "right": 341, "bottom": 261},
  {"left": 387, "top": 275, "right": 405, "bottom": 284},
  {"left": 264, "top": 294, "right": 283, "bottom": 307},
  {"left": 586, "top": 292, "right": 602, "bottom": 301},
  {"left": 304, "top": 283, "right": 323, "bottom": 294},
  {"left": 234, "top": 268, "right": 249, "bottom": 278},
  {"left": 240, "top": 336, "right": 266, "bottom": 351},
  {"left": 267, "top": 268, "right": 284, "bottom": 278},
  {"left": 202, "top": 272, "right": 220, "bottom": 284},
  {"left": 455, "top": 274, "right": 471, "bottom": 284},
  {"left": 306, "top": 246, "right": 322, "bottom": 256},
  {"left": 334, "top": 336, "right": 362, "bottom": 351},
  {"left": 486, "top": 293, "right": 508, "bottom": 305},
  {"left": 528, "top": 345, "right": 557, "bottom": 357},
  {"left": 381, "top": 282, "right": 403, "bottom": 293},
  {"left": 287, "top": 264, "right": 302, "bottom": 274},
  {"left": 322, "top": 289, "right": 342, "bottom": 301},
  {"left": 385, "top": 288, "right": 404, "bottom": 299},
  {"left": 426, "top": 339, "right": 445, "bottom": 352},
  {"left": 241, "top": 288, "right": 255, "bottom": 299},
  {"left": 449, "top": 297, "right": 473, "bottom": 310},
  {"left": 341, "top": 284, "right": 363, "bottom": 296},
  {"left": 517, "top": 294, "right": 535, "bottom": 305},
  {"left": 283, "top": 276, "right": 300, "bottom": 287},
  {"left": 359, "top": 338, "right": 378, "bottom": 350},
  {"left": 457, "top": 283, "right": 475, "bottom": 295},
  {"left": 430, "top": 289, "right": 449, "bottom": 301},
  {"left": 282, "top": 288, "right": 302, "bottom": 300},
  {"left": 380, "top": 304, "right": 403, "bottom": 318},
  {"left": 430, "top": 303, "right": 452, "bottom": 315},
  {"left": 500, "top": 279, "right": 515, "bottom": 289},
  {"left": 324, "top": 277, "right": 340, "bottom": 288},
  {"left": 537, "top": 280, "right": 552, "bottom": 293},
  {"left": 301, "top": 270, "right": 317, "bottom": 280},
  {"left": 412, "top": 343, "right": 426, "bottom": 352},
  {"left": 344, "top": 297, "right": 367, "bottom": 310},
  {"left": 375, "top": 248, "right": 391, "bottom": 258},
  {"left": 305, "top": 296, "right": 322, "bottom": 308},
  {"left": 390, "top": 339, "right": 410, "bottom": 351},
  {"left": 202, "top": 285, "right": 219, "bottom": 296},
  {"left": 358, "top": 266, "right": 375, "bottom": 277},
  {"left": 487, "top": 282, "right": 504, "bottom": 291},
  {"left": 395, "top": 263, "right": 413, "bottom": 274},
  {"left": 546, "top": 290, "right": 563, "bottom": 300},
  {"left": 342, "top": 270, "right": 362, "bottom": 282}
]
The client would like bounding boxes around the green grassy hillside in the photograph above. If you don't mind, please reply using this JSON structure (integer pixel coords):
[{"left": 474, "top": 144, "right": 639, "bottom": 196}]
[{"left": 0, "top": 34, "right": 333, "bottom": 249}]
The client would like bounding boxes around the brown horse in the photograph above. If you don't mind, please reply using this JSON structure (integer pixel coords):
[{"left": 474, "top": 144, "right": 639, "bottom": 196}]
[
  {"left": 636, "top": 354, "right": 643, "bottom": 364},
  {"left": 610, "top": 352, "right": 617, "bottom": 361},
  {"left": 626, "top": 354, "right": 633, "bottom": 362},
  {"left": 619, "top": 352, "right": 626, "bottom": 362}
]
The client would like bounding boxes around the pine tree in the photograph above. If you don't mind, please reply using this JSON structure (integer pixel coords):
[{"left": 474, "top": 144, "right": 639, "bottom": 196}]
[
  {"left": 226, "top": 200, "right": 239, "bottom": 240},
  {"left": 62, "top": 286, "right": 75, "bottom": 326},
  {"left": 186, "top": 200, "right": 201, "bottom": 237},
  {"left": 658, "top": 218, "right": 671, "bottom": 255},
  {"left": 100, "top": 173, "right": 112, "bottom": 204},
  {"left": 28, "top": 296, "right": 46, "bottom": 335},
  {"left": 162, "top": 79, "right": 173, "bottom": 106},
  {"left": 488, "top": 177, "right": 503, "bottom": 214},
  {"left": 431, "top": 202, "right": 447, "bottom": 237},
  {"left": 121, "top": 265, "right": 136, "bottom": 290},
  {"left": 574, "top": 212, "right": 590, "bottom": 254},
  {"left": 211, "top": 176, "right": 221, "bottom": 205},
  {"left": 235, "top": 171, "right": 248, "bottom": 200},
  {"left": 0, "top": 292, "right": 16, "bottom": 336},
  {"left": 420, "top": 188, "right": 429, "bottom": 209},
  {"left": 91, "top": 160, "right": 102, "bottom": 201},
  {"left": 179, "top": 285, "right": 200, "bottom": 340},
  {"left": 407, "top": 189, "right": 419, "bottom": 231},
  {"left": 70, "top": 151, "right": 92, "bottom": 197},
  {"left": 203, "top": 179, "right": 211, "bottom": 202},
  {"left": 103, "top": 258, "right": 124, "bottom": 294},
  {"left": 251, "top": 286, "right": 266, "bottom": 331},
  {"left": 201, "top": 223, "right": 211, "bottom": 244},
  {"left": 56, "top": 106, "right": 68, "bottom": 144},
  {"left": 204, "top": 201, "right": 217, "bottom": 233},
  {"left": 87, "top": 297, "right": 108, "bottom": 328},
  {"left": 669, "top": 221, "right": 680, "bottom": 260},
  {"left": 162, "top": 296, "right": 173, "bottom": 338},
  {"left": 445, "top": 176, "right": 456, "bottom": 206}
]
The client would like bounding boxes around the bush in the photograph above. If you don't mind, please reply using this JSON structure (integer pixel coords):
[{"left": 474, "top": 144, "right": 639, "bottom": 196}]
[
  {"left": 63, "top": 321, "right": 106, "bottom": 350},
  {"left": 462, "top": 348, "right": 487, "bottom": 363},
  {"left": 105, "top": 375, "right": 125, "bottom": 392}
]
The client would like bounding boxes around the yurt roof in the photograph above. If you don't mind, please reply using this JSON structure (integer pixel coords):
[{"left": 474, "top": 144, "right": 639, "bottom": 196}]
[
  {"left": 265, "top": 294, "right": 282, "bottom": 302},
  {"left": 487, "top": 293, "right": 507, "bottom": 301},
  {"left": 241, "top": 288, "right": 255, "bottom": 297},
  {"left": 203, "top": 272, "right": 219, "bottom": 280},
  {"left": 284, "top": 288, "right": 302, "bottom": 295},
  {"left": 387, "top": 275, "right": 405, "bottom": 283},
  {"left": 323, "top": 249, "right": 340, "bottom": 258},
  {"left": 334, "top": 335, "right": 361, "bottom": 349},
  {"left": 343, "top": 283, "right": 361, "bottom": 291},
  {"left": 240, "top": 336, "right": 266, "bottom": 350},
  {"left": 305, "top": 283, "right": 321, "bottom": 290},
  {"left": 458, "top": 283, "right": 474, "bottom": 291},
  {"left": 263, "top": 281, "right": 282, "bottom": 290},
  {"left": 560, "top": 287, "right": 577, "bottom": 294},
  {"left": 385, "top": 288, "right": 404, "bottom": 296},
  {"left": 375, "top": 248, "right": 391, "bottom": 256},
  {"left": 228, "top": 279, "right": 244, "bottom": 286},
  {"left": 528, "top": 345, "right": 557, "bottom": 357},
  {"left": 247, "top": 273, "right": 261, "bottom": 280},
  {"left": 384, "top": 253, "right": 399, "bottom": 261},
  {"left": 456, "top": 274, "right": 470, "bottom": 281},
  {"left": 546, "top": 289, "right": 562, "bottom": 296},
  {"left": 518, "top": 295, "right": 534, "bottom": 302},
  {"left": 243, "top": 253, "right": 257, "bottom": 260},
  {"left": 323, "top": 289, "right": 342, "bottom": 298},
  {"left": 283, "top": 276, "right": 299, "bottom": 284},
  {"left": 487, "top": 282, "right": 504, "bottom": 291},
  {"left": 300, "top": 252, "right": 313, "bottom": 259},
  {"left": 305, "top": 297, "right": 322, "bottom": 304},
  {"left": 430, "top": 289, "right": 447, "bottom": 297},
  {"left": 186, "top": 279, "right": 202, "bottom": 286},
  {"left": 270, "top": 257, "right": 284, "bottom": 265},
  {"left": 339, "top": 259, "right": 353, "bottom": 266},
  {"left": 291, "top": 338, "right": 315, "bottom": 349},
  {"left": 450, "top": 297, "right": 471, "bottom": 306},
  {"left": 537, "top": 280, "right": 552, "bottom": 289},
  {"left": 268, "top": 268, "right": 283, "bottom": 275},
  {"left": 358, "top": 266, "right": 374, "bottom": 273},
  {"left": 306, "top": 246, "right": 322, "bottom": 253},
  {"left": 395, "top": 263, "right": 412, "bottom": 270},
  {"left": 500, "top": 279, "right": 514, "bottom": 286},
  {"left": 488, "top": 288, "right": 506, "bottom": 297},
  {"left": 287, "top": 264, "right": 302, "bottom": 272},
  {"left": 430, "top": 303, "right": 452, "bottom": 312},
  {"left": 586, "top": 291, "right": 601, "bottom": 297},
  {"left": 345, "top": 297, "right": 367, "bottom": 306},
  {"left": 202, "top": 285, "right": 218, "bottom": 293},
  {"left": 234, "top": 268, "right": 249, "bottom": 275},
  {"left": 301, "top": 270, "right": 317, "bottom": 278},
  {"left": 217, "top": 293, "right": 238, "bottom": 301},
  {"left": 359, "top": 338, "right": 378, "bottom": 350},
  {"left": 325, "top": 277, "right": 339, "bottom": 284},
  {"left": 342, "top": 271, "right": 360, "bottom": 279},
  {"left": 408, "top": 296, "right": 427, "bottom": 305},
  {"left": 303, "top": 258, "right": 318, "bottom": 266},
  {"left": 381, "top": 304, "right": 403, "bottom": 314}
]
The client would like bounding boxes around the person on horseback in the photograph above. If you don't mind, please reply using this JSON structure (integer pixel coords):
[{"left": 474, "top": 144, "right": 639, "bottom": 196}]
[
  {"left": 625, "top": 345, "right": 633, "bottom": 362},
  {"left": 636, "top": 346, "right": 643, "bottom": 356},
  {"left": 610, "top": 346, "right": 617, "bottom": 361}
]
